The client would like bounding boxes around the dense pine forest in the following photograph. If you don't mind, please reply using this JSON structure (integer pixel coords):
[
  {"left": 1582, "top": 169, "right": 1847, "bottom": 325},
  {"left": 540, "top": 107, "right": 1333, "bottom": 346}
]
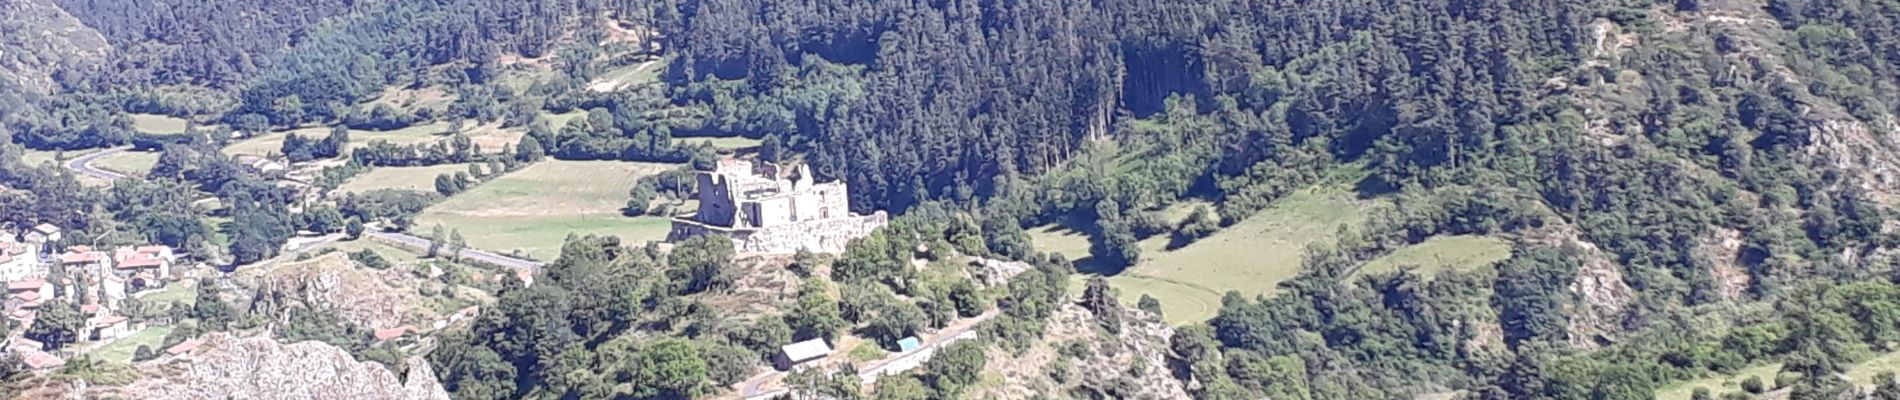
[{"left": 4, "top": 0, "right": 1900, "bottom": 398}]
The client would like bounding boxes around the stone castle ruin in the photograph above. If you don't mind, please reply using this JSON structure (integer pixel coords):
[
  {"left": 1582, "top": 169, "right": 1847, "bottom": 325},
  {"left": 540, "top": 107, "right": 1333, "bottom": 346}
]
[{"left": 667, "top": 159, "right": 887, "bottom": 254}]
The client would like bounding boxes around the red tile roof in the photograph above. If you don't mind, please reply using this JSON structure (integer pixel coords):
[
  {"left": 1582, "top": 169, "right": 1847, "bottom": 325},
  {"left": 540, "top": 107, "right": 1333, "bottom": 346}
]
[
  {"left": 21, "top": 351, "right": 63, "bottom": 369},
  {"left": 373, "top": 326, "right": 414, "bottom": 341},
  {"left": 80, "top": 303, "right": 100, "bottom": 314},
  {"left": 14, "top": 290, "right": 39, "bottom": 303},
  {"left": 7, "top": 279, "right": 44, "bottom": 291},
  {"left": 94, "top": 314, "right": 128, "bottom": 326},
  {"left": 116, "top": 255, "right": 164, "bottom": 269},
  {"left": 10, "top": 337, "right": 42, "bottom": 350},
  {"left": 60, "top": 250, "right": 105, "bottom": 264},
  {"left": 165, "top": 339, "right": 203, "bottom": 355}
]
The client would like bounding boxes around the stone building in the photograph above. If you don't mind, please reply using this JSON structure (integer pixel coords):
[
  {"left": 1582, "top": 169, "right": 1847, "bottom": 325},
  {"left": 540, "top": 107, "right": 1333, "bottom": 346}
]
[{"left": 668, "top": 159, "right": 887, "bottom": 254}]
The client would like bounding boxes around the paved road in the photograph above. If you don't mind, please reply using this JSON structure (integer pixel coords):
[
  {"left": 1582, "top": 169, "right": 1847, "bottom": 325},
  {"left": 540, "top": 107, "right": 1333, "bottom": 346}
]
[
  {"left": 65, "top": 147, "right": 130, "bottom": 180},
  {"left": 365, "top": 229, "right": 546, "bottom": 271},
  {"left": 737, "top": 310, "right": 1000, "bottom": 398}
]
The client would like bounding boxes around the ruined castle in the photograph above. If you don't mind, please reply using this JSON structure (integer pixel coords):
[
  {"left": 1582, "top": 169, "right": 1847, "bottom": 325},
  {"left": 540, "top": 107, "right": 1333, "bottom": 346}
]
[{"left": 667, "top": 159, "right": 887, "bottom": 254}]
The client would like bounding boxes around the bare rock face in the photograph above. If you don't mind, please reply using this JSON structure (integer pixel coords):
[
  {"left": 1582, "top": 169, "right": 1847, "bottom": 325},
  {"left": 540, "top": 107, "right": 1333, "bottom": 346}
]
[
  {"left": 1517, "top": 223, "right": 1635, "bottom": 349},
  {"left": 114, "top": 335, "right": 450, "bottom": 400},
  {"left": 976, "top": 303, "right": 1189, "bottom": 400},
  {"left": 1565, "top": 242, "right": 1634, "bottom": 349},
  {"left": 1692, "top": 227, "right": 1751, "bottom": 302}
]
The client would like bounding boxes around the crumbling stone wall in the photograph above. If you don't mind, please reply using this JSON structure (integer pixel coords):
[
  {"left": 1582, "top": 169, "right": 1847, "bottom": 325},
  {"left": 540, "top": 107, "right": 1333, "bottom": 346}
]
[{"left": 669, "top": 212, "right": 888, "bottom": 254}]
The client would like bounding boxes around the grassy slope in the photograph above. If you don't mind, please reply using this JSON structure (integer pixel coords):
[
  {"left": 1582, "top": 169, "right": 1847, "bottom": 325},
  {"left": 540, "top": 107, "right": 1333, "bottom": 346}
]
[
  {"left": 138, "top": 280, "right": 197, "bottom": 309},
  {"left": 335, "top": 164, "right": 474, "bottom": 194},
  {"left": 1355, "top": 235, "right": 1513, "bottom": 277},
  {"left": 1656, "top": 351, "right": 1900, "bottom": 400},
  {"left": 678, "top": 136, "right": 763, "bottom": 150},
  {"left": 414, "top": 160, "right": 678, "bottom": 260},
  {"left": 1037, "top": 188, "right": 1377, "bottom": 325},
  {"left": 91, "top": 151, "right": 160, "bottom": 176},
  {"left": 89, "top": 326, "right": 174, "bottom": 364}
]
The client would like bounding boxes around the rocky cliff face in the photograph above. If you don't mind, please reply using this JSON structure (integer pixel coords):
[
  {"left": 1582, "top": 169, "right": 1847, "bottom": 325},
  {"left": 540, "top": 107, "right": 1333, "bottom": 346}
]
[{"left": 102, "top": 334, "right": 450, "bottom": 400}]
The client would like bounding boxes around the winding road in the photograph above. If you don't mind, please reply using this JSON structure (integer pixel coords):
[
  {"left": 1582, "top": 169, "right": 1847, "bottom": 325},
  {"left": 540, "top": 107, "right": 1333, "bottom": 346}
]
[
  {"left": 364, "top": 228, "right": 546, "bottom": 271},
  {"left": 65, "top": 146, "right": 130, "bottom": 181}
]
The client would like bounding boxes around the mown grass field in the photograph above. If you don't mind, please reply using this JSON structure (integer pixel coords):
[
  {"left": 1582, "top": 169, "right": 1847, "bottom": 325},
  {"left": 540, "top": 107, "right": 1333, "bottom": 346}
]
[
  {"left": 90, "top": 325, "right": 173, "bottom": 364},
  {"left": 1355, "top": 235, "right": 1513, "bottom": 277},
  {"left": 129, "top": 114, "right": 192, "bottom": 135},
  {"left": 335, "top": 164, "right": 474, "bottom": 194},
  {"left": 680, "top": 135, "right": 767, "bottom": 151},
  {"left": 1655, "top": 351, "right": 1900, "bottom": 400},
  {"left": 92, "top": 150, "right": 161, "bottom": 176},
  {"left": 1035, "top": 188, "right": 1377, "bottom": 325},
  {"left": 414, "top": 160, "right": 680, "bottom": 260}
]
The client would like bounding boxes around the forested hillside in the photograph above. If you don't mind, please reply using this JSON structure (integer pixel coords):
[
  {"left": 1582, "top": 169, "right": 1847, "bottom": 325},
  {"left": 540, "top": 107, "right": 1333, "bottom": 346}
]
[{"left": 2, "top": 0, "right": 1900, "bottom": 398}]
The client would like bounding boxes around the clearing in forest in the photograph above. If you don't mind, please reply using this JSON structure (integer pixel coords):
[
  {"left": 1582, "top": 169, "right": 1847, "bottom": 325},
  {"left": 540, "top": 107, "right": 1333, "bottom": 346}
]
[
  {"left": 129, "top": 114, "right": 193, "bottom": 135},
  {"left": 1035, "top": 188, "right": 1377, "bottom": 325},
  {"left": 414, "top": 160, "right": 678, "bottom": 260},
  {"left": 334, "top": 164, "right": 478, "bottom": 194}
]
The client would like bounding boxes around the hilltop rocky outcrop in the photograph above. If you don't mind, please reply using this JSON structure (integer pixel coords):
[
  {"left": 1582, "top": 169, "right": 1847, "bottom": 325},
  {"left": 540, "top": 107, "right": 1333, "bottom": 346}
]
[
  {"left": 123, "top": 335, "right": 450, "bottom": 400},
  {"left": 13, "top": 334, "right": 448, "bottom": 400},
  {"left": 240, "top": 251, "right": 450, "bottom": 330}
]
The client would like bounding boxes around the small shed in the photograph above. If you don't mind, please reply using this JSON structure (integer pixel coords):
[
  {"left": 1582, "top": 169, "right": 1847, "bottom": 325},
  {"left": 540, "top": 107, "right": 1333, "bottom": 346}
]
[
  {"left": 773, "top": 339, "right": 833, "bottom": 370},
  {"left": 897, "top": 337, "right": 923, "bottom": 353}
]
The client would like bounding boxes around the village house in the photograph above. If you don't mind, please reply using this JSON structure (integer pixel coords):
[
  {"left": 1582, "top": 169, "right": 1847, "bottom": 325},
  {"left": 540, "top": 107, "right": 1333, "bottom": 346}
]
[
  {"left": 774, "top": 338, "right": 834, "bottom": 371},
  {"left": 669, "top": 160, "right": 888, "bottom": 254},
  {"left": 113, "top": 245, "right": 173, "bottom": 283},
  {"left": 235, "top": 155, "right": 288, "bottom": 176},
  {"left": 60, "top": 246, "right": 112, "bottom": 275},
  {"left": 0, "top": 238, "right": 43, "bottom": 282},
  {"left": 6, "top": 279, "right": 52, "bottom": 307},
  {"left": 23, "top": 224, "right": 60, "bottom": 245},
  {"left": 89, "top": 314, "right": 135, "bottom": 341}
]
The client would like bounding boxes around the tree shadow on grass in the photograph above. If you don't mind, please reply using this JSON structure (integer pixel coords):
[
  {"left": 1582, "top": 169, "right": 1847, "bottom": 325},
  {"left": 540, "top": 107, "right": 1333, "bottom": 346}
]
[{"left": 1353, "top": 173, "right": 1398, "bottom": 199}]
